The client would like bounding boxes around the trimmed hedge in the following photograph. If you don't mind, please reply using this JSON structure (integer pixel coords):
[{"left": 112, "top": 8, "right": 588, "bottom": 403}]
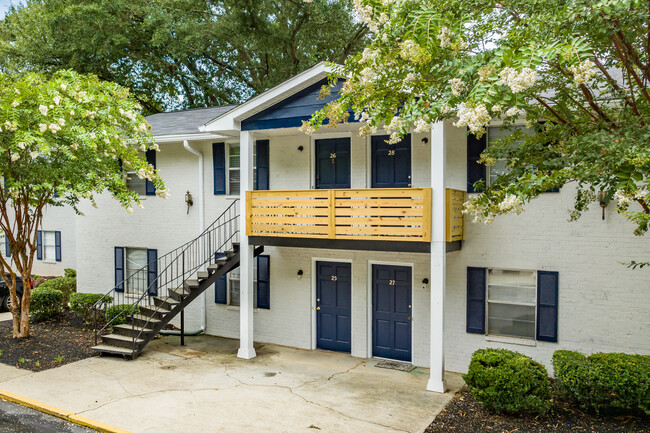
[
  {"left": 30, "top": 287, "right": 65, "bottom": 322},
  {"left": 105, "top": 305, "right": 140, "bottom": 327},
  {"left": 553, "top": 350, "right": 650, "bottom": 415},
  {"left": 64, "top": 268, "right": 76, "bottom": 278},
  {"left": 70, "top": 293, "right": 112, "bottom": 325},
  {"left": 37, "top": 276, "right": 76, "bottom": 306},
  {"left": 463, "top": 348, "right": 552, "bottom": 414}
]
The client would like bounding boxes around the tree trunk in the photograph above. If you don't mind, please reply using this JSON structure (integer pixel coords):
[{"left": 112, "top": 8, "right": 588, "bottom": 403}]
[{"left": 17, "top": 272, "right": 31, "bottom": 338}]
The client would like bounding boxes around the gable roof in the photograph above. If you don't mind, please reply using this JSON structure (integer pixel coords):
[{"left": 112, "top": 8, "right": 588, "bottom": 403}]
[{"left": 146, "top": 105, "right": 238, "bottom": 137}]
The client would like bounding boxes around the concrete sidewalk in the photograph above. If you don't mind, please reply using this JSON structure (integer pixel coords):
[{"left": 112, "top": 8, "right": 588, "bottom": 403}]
[
  {"left": 0, "top": 335, "right": 462, "bottom": 433},
  {"left": 0, "top": 312, "right": 12, "bottom": 322}
]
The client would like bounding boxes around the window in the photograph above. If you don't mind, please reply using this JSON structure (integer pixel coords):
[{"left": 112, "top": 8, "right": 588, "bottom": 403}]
[
  {"left": 124, "top": 150, "right": 155, "bottom": 196},
  {"left": 228, "top": 259, "right": 258, "bottom": 307},
  {"left": 41, "top": 231, "right": 57, "bottom": 262},
  {"left": 228, "top": 144, "right": 256, "bottom": 196},
  {"left": 486, "top": 125, "right": 532, "bottom": 186},
  {"left": 125, "top": 247, "right": 148, "bottom": 293},
  {"left": 487, "top": 269, "right": 537, "bottom": 339},
  {"left": 0, "top": 231, "right": 6, "bottom": 257}
]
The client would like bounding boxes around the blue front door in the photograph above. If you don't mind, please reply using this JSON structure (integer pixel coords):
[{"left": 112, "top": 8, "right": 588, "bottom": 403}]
[
  {"left": 316, "top": 138, "right": 351, "bottom": 189},
  {"left": 316, "top": 261, "right": 351, "bottom": 352},
  {"left": 371, "top": 135, "right": 411, "bottom": 188},
  {"left": 372, "top": 264, "right": 412, "bottom": 362}
]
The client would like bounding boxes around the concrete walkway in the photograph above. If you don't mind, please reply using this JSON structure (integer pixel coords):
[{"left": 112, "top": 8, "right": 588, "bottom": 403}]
[
  {"left": 0, "top": 335, "right": 463, "bottom": 433},
  {"left": 0, "top": 312, "right": 12, "bottom": 322}
]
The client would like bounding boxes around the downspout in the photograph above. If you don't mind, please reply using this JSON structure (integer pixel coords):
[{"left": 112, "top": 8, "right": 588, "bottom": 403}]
[{"left": 160, "top": 139, "right": 206, "bottom": 336}]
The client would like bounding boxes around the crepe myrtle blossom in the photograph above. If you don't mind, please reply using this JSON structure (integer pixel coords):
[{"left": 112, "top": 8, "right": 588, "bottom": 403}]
[
  {"left": 569, "top": 59, "right": 597, "bottom": 85},
  {"left": 499, "top": 67, "right": 536, "bottom": 93},
  {"left": 449, "top": 78, "right": 466, "bottom": 96},
  {"left": 438, "top": 26, "right": 451, "bottom": 48},
  {"left": 614, "top": 189, "right": 633, "bottom": 207},
  {"left": 454, "top": 104, "right": 491, "bottom": 135}
]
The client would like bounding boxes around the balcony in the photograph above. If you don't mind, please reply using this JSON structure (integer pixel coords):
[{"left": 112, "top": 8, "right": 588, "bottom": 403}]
[{"left": 246, "top": 188, "right": 464, "bottom": 253}]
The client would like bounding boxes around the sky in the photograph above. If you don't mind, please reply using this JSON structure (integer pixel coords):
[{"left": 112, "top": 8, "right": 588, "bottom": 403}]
[{"left": 0, "top": 0, "right": 23, "bottom": 18}]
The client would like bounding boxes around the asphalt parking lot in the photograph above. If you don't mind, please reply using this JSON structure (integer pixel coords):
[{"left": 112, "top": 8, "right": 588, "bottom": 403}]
[{"left": 0, "top": 399, "right": 96, "bottom": 433}]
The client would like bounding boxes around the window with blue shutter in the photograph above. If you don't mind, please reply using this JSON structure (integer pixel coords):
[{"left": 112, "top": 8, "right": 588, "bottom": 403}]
[
  {"left": 115, "top": 247, "right": 125, "bottom": 292},
  {"left": 467, "top": 131, "right": 487, "bottom": 193},
  {"left": 145, "top": 150, "right": 156, "bottom": 196},
  {"left": 466, "top": 267, "right": 486, "bottom": 334},
  {"left": 36, "top": 230, "right": 42, "bottom": 260},
  {"left": 537, "top": 271, "right": 559, "bottom": 342},
  {"left": 256, "top": 255, "right": 270, "bottom": 309},
  {"left": 214, "top": 252, "right": 227, "bottom": 303},
  {"left": 213, "top": 143, "right": 226, "bottom": 195},
  {"left": 54, "top": 231, "right": 61, "bottom": 262},
  {"left": 4, "top": 233, "right": 10, "bottom": 258},
  {"left": 147, "top": 249, "right": 158, "bottom": 296},
  {"left": 255, "top": 140, "right": 270, "bottom": 191}
]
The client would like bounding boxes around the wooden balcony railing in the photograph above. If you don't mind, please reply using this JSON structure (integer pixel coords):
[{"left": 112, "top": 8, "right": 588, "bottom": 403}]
[{"left": 247, "top": 187, "right": 467, "bottom": 244}]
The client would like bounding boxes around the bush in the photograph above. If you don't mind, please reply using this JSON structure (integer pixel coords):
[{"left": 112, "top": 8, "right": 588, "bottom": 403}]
[
  {"left": 30, "top": 287, "right": 65, "bottom": 322},
  {"left": 64, "top": 268, "right": 76, "bottom": 278},
  {"left": 37, "top": 276, "right": 76, "bottom": 306},
  {"left": 553, "top": 350, "right": 650, "bottom": 415},
  {"left": 463, "top": 348, "right": 552, "bottom": 414},
  {"left": 105, "top": 304, "right": 140, "bottom": 327},
  {"left": 70, "top": 293, "right": 112, "bottom": 325}
]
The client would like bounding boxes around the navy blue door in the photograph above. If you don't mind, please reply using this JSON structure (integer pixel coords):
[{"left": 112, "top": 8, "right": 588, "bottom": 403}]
[
  {"left": 371, "top": 135, "right": 411, "bottom": 188},
  {"left": 316, "top": 261, "right": 351, "bottom": 352},
  {"left": 372, "top": 264, "right": 412, "bottom": 361},
  {"left": 316, "top": 138, "right": 351, "bottom": 189}
]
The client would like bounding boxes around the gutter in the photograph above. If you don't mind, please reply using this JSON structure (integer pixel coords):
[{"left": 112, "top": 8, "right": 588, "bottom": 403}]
[{"left": 160, "top": 139, "right": 206, "bottom": 336}]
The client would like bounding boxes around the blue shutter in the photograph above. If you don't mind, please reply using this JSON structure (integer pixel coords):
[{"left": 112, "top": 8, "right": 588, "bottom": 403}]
[
  {"left": 255, "top": 140, "right": 270, "bottom": 190},
  {"left": 467, "top": 131, "right": 487, "bottom": 193},
  {"left": 256, "top": 255, "right": 270, "bottom": 309},
  {"left": 213, "top": 143, "right": 226, "bottom": 195},
  {"left": 537, "top": 271, "right": 559, "bottom": 342},
  {"left": 54, "top": 231, "right": 61, "bottom": 262},
  {"left": 214, "top": 252, "right": 227, "bottom": 303},
  {"left": 147, "top": 249, "right": 158, "bottom": 296},
  {"left": 145, "top": 150, "right": 156, "bottom": 196},
  {"left": 36, "top": 230, "right": 42, "bottom": 260},
  {"left": 466, "top": 267, "right": 486, "bottom": 334},
  {"left": 115, "top": 247, "right": 125, "bottom": 292},
  {"left": 4, "top": 234, "right": 10, "bottom": 258}
]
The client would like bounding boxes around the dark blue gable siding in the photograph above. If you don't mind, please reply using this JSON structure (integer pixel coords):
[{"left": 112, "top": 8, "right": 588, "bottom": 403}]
[{"left": 241, "top": 79, "right": 358, "bottom": 131}]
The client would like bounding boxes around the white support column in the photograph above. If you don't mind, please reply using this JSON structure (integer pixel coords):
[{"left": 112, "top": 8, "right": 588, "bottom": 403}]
[
  {"left": 238, "top": 130, "right": 256, "bottom": 359},
  {"left": 427, "top": 121, "right": 447, "bottom": 393}
]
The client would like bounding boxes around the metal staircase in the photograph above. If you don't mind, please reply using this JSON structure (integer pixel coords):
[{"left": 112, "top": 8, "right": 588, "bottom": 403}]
[{"left": 91, "top": 200, "right": 261, "bottom": 359}]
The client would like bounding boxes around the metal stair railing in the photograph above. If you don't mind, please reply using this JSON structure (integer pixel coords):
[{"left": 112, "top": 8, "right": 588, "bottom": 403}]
[{"left": 93, "top": 200, "right": 240, "bottom": 348}]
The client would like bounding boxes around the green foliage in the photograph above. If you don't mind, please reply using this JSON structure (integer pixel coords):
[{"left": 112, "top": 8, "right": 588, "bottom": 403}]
[
  {"left": 105, "top": 304, "right": 140, "bottom": 327},
  {"left": 37, "top": 276, "right": 76, "bottom": 306},
  {"left": 307, "top": 0, "right": 650, "bottom": 236},
  {"left": 463, "top": 348, "right": 552, "bottom": 414},
  {"left": 70, "top": 293, "right": 111, "bottom": 324},
  {"left": 64, "top": 268, "right": 76, "bottom": 278},
  {"left": 30, "top": 287, "right": 64, "bottom": 322},
  {"left": 553, "top": 350, "right": 650, "bottom": 415},
  {"left": 0, "top": 0, "right": 368, "bottom": 112}
]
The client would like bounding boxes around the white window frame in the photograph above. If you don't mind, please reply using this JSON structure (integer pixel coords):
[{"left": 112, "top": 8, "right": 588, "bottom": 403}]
[
  {"left": 41, "top": 230, "right": 57, "bottom": 263},
  {"left": 486, "top": 125, "right": 531, "bottom": 187},
  {"left": 124, "top": 247, "right": 148, "bottom": 294},
  {"left": 124, "top": 151, "right": 148, "bottom": 197},
  {"left": 227, "top": 143, "right": 256, "bottom": 197},
  {"left": 227, "top": 261, "right": 258, "bottom": 307},
  {"left": 486, "top": 267, "right": 538, "bottom": 341},
  {"left": 0, "top": 231, "right": 6, "bottom": 258}
]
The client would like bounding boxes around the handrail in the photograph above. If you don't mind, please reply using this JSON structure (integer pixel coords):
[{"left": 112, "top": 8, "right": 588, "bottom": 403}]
[{"left": 93, "top": 200, "right": 240, "bottom": 346}]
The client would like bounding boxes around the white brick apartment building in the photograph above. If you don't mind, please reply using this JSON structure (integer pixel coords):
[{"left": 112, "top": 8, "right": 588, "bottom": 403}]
[{"left": 76, "top": 63, "right": 649, "bottom": 392}]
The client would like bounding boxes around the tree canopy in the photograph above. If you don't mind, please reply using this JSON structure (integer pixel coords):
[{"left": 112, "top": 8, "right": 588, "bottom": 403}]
[
  {"left": 306, "top": 0, "right": 650, "bottom": 236},
  {"left": 0, "top": 0, "right": 368, "bottom": 113},
  {"left": 0, "top": 69, "right": 164, "bottom": 337}
]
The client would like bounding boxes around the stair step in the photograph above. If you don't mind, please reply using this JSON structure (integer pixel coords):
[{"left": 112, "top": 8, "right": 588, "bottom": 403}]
[
  {"left": 91, "top": 345, "right": 136, "bottom": 356},
  {"left": 139, "top": 305, "right": 170, "bottom": 320},
  {"left": 101, "top": 333, "right": 145, "bottom": 349},
  {"left": 130, "top": 314, "right": 160, "bottom": 327},
  {"left": 207, "top": 263, "right": 223, "bottom": 272},
  {"left": 169, "top": 288, "right": 190, "bottom": 302},
  {"left": 225, "top": 249, "right": 236, "bottom": 258},
  {"left": 183, "top": 279, "right": 200, "bottom": 289},
  {"left": 197, "top": 271, "right": 209, "bottom": 280},
  {"left": 113, "top": 324, "right": 154, "bottom": 337},
  {"left": 153, "top": 296, "right": 179, "bottom": 310}
]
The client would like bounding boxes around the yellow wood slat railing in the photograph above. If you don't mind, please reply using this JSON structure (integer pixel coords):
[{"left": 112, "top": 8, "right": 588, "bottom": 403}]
[
  {"left": 446, "top": 189, "right": 465, "bottom": 242},
  {"left": 247, "top": 188, "right": 432, "bottom": 242}
]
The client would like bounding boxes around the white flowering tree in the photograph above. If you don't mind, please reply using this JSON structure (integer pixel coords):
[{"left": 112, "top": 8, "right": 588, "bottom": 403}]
[
  {"left": 304, "top": 0, "right": 650, "bottom": 237},
  {"left": 0, "top": 70, "right": 166, "bottom": 338}
]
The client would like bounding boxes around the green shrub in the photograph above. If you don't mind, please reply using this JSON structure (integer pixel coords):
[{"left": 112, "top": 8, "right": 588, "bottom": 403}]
[
  {"left": 30, "top": 287, "right": 65, "bottom": 322},
  {"left": 64, "top": 268, "right": 76, "bottom": 278},
  {"left": 105, "top": 305, "right": 140, "bottom": 327},
  {"left": 463, "top": 348, "right": 552, "bottom": 414},
  {"left": 553, "top": 350, "right": 650, "bottom": 415},
  {"left": 37, "top": 276, "right": 76, "bottom": 306},
  {"left": 70, "top": 293, "right": 112, "bottom": 325}
]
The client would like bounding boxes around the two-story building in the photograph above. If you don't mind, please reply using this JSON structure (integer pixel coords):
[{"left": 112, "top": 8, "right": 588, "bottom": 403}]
[{"left": 79, "top": 63, "right": 650, "bottom": 392}]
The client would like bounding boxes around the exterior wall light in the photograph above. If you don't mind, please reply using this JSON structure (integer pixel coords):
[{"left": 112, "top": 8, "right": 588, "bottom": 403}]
[
  {"left": 297, "top": 269, "right": 304, "bottom": 279},
  {"left": 599, "top": 191, "right": 608, "bottom": 221},
  {"left": 185, "top": 191, "right": 194, "bottom": 214},
  {"left": 298, "top": 145, "right": 304, "bottom": 152}
]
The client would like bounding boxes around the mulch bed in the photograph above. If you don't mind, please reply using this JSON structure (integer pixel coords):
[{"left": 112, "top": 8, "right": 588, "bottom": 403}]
[
  {"left": 0, "top": 311, "right": 97, "bottom": 372},
  {"left": 427, "top": 386, "right": 649, "bottom": 433}
]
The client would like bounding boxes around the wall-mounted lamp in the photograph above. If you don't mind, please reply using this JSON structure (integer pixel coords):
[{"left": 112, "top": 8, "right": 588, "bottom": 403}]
[
  {"left": 185, "top": 191, "right": 194, "bottom": 215},
  {"left": 598, "top": 191, "right": 608, "bottom": 221},
  {"left": 297, "top": 269, "right": 304, "bottom": 279},
  {"left": 298, "top": 145, "right": 304, "bottom": 152},
  {"left": 422, "top": 278, "right": 429, "bottom": 285},
  {"left": 421, "top": 137, "right": 429, "bottom": 144}
]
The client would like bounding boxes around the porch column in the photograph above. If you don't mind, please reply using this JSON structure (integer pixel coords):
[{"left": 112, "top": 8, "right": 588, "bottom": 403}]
[
  {"left": 427, "top": 121, "right": 447, "bottom": 393},
  {"left": 238, "top": 130, "right": 256, "bottom": 359}
]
